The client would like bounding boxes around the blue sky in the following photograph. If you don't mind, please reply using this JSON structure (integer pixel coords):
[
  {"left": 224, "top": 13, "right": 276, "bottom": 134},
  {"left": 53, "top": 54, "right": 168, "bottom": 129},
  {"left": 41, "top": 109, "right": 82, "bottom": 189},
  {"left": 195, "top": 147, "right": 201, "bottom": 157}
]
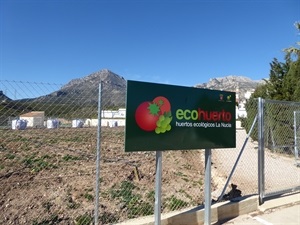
[{"left": 0, "top": 0, "right": 299, "bottom": 87}]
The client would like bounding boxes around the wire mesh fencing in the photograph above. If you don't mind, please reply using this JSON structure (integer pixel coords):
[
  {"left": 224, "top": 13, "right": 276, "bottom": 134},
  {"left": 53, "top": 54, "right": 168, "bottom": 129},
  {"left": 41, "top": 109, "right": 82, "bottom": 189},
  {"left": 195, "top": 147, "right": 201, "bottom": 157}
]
[
  {"left": 239, "top": 98, "right": 300, "bottom": 201},
  {"left": 205, "top": 98, "right": 258, "bottom": 202},
  {"left": 3, "top": 79, "right": 298, "bottom": 224},
  {"left": 262, "top": 99, "right": 300, "bottom": 197},
  {"left": 0, "top": 80, "right": 98, "bottom": 225},
  {"left": 0, "top": 79, "right": 261, "bottom": 225},
  {"left": 0, "top": 80, "right": 259, "bottom": 225}
]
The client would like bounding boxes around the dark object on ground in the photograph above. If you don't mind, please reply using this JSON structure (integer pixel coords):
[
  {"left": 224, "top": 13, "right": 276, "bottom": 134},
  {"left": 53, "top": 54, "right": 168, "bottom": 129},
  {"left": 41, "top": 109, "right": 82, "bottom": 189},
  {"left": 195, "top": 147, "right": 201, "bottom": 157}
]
[{"left": 222, "top": 184, "right": 242, "bottom": 201}]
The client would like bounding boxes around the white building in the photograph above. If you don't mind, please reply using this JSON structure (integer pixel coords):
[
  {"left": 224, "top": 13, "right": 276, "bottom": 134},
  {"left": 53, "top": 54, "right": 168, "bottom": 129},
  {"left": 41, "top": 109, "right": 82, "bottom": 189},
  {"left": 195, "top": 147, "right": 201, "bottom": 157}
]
[
  {"left": 244, "top": 89, "right": 255, "bottom": 100},
  {"left": 236, "top": 105, "right": 247, "bottom": 118},
  {"left": 101, "top": 108, "right": 126, "bottom": 118},
  {"left": 85, "top": 108, "right": 126, "bottom": 127},
  {"left": 235, "top": 89, "right": 255, "bottom": 119},
  {"left": 19, "top": 111, "right": 45, "bottom": 128}
]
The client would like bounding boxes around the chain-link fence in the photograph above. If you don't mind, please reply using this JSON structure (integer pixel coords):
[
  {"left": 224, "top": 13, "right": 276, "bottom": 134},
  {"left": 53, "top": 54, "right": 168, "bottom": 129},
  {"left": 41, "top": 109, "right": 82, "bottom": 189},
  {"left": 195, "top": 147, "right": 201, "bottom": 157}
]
[
  {"left": 1, "top": 80, "right": 299, "bottom": 224},
  {"left": 261, "top": 99, "right": 300, "bottom": 198},
  {"left": 0, "top": 80, "right": 254, "bottom": 225},
  {"left": 240, "top": 98, "right": 300, "bottom": 202},
  {"left": 0, "top": 80, "right": 99, "bottom": 225}
]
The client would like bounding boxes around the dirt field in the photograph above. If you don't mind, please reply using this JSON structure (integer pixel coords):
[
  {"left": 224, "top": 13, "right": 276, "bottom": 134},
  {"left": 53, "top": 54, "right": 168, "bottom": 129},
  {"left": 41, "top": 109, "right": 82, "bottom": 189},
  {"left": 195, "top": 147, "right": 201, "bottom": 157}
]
[
  {"left": 0, "top": 127, "right": 211, "bottom": 225},
  {"left": 2, "top": 127, "right": 297, "bottom": 225}
]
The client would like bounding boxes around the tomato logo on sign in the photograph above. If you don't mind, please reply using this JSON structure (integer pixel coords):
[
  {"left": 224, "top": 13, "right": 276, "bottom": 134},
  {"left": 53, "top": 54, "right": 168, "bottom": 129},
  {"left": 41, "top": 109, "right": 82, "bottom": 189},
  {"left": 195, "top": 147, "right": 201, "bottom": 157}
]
[{"left": 135, "top": 96, "right": 172, "bottom": 134}]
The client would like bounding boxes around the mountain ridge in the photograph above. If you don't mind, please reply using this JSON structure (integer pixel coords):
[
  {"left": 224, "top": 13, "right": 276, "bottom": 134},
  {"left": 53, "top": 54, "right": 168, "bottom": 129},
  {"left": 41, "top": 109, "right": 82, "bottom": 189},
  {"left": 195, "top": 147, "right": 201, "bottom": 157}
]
[
  {"left": 0, "top": 90, "right": 12, "bottom": 102},
  {"left": 195, "top": 75, "right": 265, "bottom": 101},
  {"left": 1, "top": 69, "right": 264, "bottom": 107},
  {"left": 35, "top": 69, "right": 127, "bottom": 108}
]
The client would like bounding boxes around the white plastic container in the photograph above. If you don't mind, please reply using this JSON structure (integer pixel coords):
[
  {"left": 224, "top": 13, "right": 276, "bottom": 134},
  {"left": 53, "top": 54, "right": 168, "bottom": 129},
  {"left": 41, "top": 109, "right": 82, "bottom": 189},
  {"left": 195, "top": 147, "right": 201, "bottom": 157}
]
[
  {"left": 12, "top": 119, "right": 27, "bottom": 130},
  {"left": 72, "top": 119, "right": 84, "bottom": 128},
  {"left": 47, "top": 119, "right": 59, "bottom": 129}
]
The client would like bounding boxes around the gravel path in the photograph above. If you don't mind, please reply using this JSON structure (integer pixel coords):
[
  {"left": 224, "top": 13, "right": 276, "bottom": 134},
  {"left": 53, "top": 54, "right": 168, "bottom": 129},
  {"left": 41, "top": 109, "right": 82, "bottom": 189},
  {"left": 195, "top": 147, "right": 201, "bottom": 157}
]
[{"left": 211, "top": 128, "right": 300, "bottom": 199}]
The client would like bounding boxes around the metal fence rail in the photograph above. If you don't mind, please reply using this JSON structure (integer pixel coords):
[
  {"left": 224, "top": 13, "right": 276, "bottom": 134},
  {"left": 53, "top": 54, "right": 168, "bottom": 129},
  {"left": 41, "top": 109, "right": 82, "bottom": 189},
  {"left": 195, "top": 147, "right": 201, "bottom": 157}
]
[{"left": 294, "top": 111, "right": 300, "bottom": 166}]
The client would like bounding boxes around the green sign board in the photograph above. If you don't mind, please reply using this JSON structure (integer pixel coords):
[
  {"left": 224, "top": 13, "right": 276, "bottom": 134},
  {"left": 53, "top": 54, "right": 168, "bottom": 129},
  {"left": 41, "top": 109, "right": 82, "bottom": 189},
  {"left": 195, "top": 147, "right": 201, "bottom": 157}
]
[{"left": 125, "top": 80, "right": 236, "bottom": 152}]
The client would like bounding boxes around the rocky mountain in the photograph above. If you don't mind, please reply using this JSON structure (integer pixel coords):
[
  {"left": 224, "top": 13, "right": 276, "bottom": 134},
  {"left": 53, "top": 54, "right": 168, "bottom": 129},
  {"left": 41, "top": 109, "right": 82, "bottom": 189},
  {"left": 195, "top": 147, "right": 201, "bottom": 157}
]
[
  {"left": 0, "top": 70, "right": 265, "bottom": 123},
  {"left": 0, "top": 90, "right": 12, "bottom": 103},
  {"left": 20, "top": 70, "right": 264, "bottom": 109},
  {"left": 36, "top": 69, "right": 127, "bottom": 108},
  {"left": 195, "top": 75, "right": 265, "bottom": 102}
]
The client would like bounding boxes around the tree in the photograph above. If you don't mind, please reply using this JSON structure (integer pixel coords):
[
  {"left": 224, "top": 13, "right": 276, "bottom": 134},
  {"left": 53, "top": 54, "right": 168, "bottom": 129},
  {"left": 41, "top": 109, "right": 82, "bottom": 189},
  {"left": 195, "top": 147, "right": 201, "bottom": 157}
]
[
  {"left": 282, "top": 57, "right": 300, "bottom": 101},
  {"left": 266, "top": 58, "right": 291, "bottom": 100},
  {"left": 249, "top": 21, "right": 300, "bottom": 101},
  {"left": 282, "top": 22, "right": 300, "bottom": 101},
  {"left": 284, "top": 22, "right": 300, "bottom": 60},
  {"left": 251, "top": 83, "right": 268, "bottom": 99},
  {"left": 242, "top": 22, "right": 300, "bottom": 145}
]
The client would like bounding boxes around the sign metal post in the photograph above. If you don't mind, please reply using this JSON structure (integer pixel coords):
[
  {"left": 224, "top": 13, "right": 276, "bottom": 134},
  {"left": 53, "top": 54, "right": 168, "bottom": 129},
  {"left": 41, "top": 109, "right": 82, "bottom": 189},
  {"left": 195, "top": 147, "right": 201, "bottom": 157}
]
[
  {"left": 204, "top": 148, "right": 212, "bottom": 225},
  {"left": 154, "top": 151, "right": 162, "bottom": 225}
]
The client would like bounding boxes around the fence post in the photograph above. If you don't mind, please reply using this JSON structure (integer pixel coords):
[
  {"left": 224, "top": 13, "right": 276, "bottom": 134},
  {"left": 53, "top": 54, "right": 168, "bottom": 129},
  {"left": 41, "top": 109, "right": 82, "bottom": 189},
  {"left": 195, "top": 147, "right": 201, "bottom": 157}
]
[
  {"left": 258, "top": 97, "right": 265, "bottom": 205},
  {"left": 95, "top": 82, "right": 103, "bottom": 225},
  {"left": 294, "top": 111, "right": 300, "bottom": 165}
]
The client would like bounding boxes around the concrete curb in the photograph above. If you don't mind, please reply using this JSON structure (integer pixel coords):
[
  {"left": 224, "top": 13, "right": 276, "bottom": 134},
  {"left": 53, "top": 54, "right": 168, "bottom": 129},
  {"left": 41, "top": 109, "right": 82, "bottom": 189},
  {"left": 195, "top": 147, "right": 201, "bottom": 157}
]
[
  {"left": 117, "top": 193, "right": 300, "bottom": 225},
  {"left": 163, "top": 195, "right": 258, "bottom": 225},
  {"left": 118, "top": 195, "right": 258, "bottom": 225},
  {"left": 258, "top": 192, "right": 300, "bottom": 212}
]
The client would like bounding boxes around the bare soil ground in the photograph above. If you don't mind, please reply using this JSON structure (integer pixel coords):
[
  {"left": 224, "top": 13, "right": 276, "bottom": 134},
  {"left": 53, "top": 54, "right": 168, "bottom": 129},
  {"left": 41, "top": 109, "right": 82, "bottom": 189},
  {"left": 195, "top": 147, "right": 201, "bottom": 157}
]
[
  {"left": 0, "top": 127, "right": 209, "bottom": 225},
  {"left": 1, "top": 127, "right": 298, "bottom": 225}
]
